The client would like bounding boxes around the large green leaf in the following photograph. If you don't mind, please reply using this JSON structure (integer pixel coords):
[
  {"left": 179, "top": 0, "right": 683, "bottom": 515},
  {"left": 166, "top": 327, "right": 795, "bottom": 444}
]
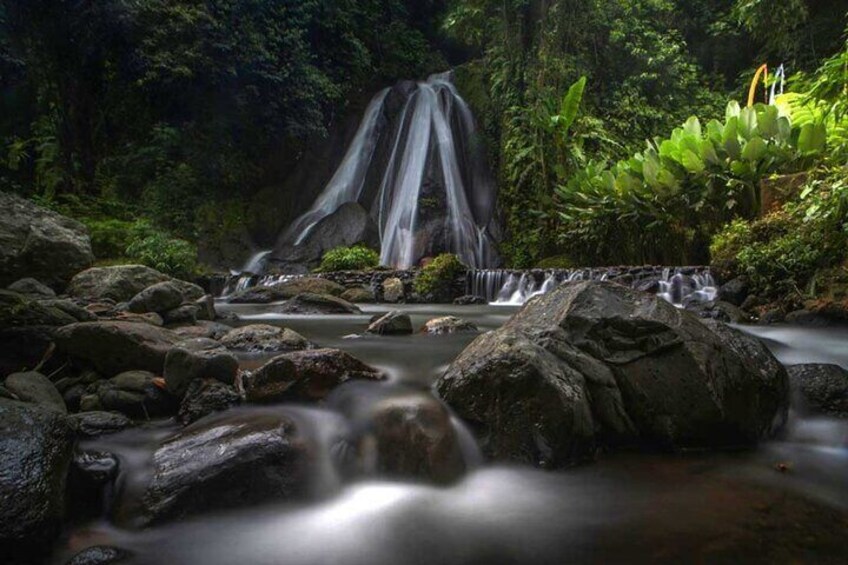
[
  {"left": 699, "top": 139, "right": 720, "bottom": 165},
  {"left": 681, "top": 149, "right": 705, "bottom": 173},
  {"left": 683, "top": 116, "right": 702, "bottom": 138},
  {"left": 722, "top": 117, "right": 741, "bottom": 159},
  {"left": 726, "top": 101, "right": 741, "bottom": 120},
  {"left": 797, "top": 122, "right": 827, "bottom": 154},
  {"left": 757, "top": 106, "right": 779, "bottom": 139},
  {"left": 558, "top": 76, "right": 587, "bottom": 135},
  {"left": 741, "top": 136, "right": 767, "bottom": 162},
  {"left": 739, "top": 107, "right": 758, "bottom": 140}
]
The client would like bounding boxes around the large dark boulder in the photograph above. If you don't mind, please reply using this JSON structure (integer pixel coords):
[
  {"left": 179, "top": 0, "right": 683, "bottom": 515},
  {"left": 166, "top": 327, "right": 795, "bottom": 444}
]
[
  {"left": 366, "top": 311, "right": 413, "bottom": 335},
  {"left": 56, "top": 321, "right": 181, "bottom": 376},
  {"left": 277, "top": 293, "right": 362, "bottom": 315},
  {"left": 178, "top": 378, "right": 240, "bottom": 425},
  {"left": 246, "top": 348, "right": 383, "bottom": 403},
  {"left": 4, "top": 371, "right": 66, "bottom": 413},
  {"left": 228, "top": 277, "right": 345, "bottom": 304},
  {"left": 138, "top": 409, "right": 308, "bottom": 524},
  {"left": 437, "top": 282, "right": 789, "bottom": 468},
  {"left": 0, "top": 399, "right": 74, "bottom": 560},
  {"left": 68, "top": 265, "right": 169, "bottom": 303},
  {"left": 0, "top": 191, "right": 94, "bottom": 291},
  {"left": 7, "top": 278, "right": 56, "bottom": 299},
  {"left": 128, "top": 282, "right": 185, "bottom": 314},
  {"left": 787, "top": 364, "right": 848, "bottom": 418},
  {"left": 83, "top": 370, "right": 176, "bottom": 419},
  {"left": 269, "top": 202, "right": 379, "bottom": 272},
  {"left": 163, "top": 338, "right": 239, "bottom": 397}
]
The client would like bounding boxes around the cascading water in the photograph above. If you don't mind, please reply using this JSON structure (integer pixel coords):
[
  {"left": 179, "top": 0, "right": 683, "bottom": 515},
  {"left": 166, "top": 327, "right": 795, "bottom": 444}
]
[{"left": 268, "top": 72, "right": 499, "bottom": 273}]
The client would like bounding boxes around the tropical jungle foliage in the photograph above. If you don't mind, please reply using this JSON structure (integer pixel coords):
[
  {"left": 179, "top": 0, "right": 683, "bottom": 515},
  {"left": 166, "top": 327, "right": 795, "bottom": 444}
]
[{"left": 318, "top": 245, "right": 381, "bottom": 273}]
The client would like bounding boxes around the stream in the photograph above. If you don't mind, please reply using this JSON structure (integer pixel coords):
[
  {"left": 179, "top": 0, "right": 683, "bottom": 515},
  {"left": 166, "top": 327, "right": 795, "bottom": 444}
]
[{"left": 55, "top": 303, "right": 848, "bottom": 564}]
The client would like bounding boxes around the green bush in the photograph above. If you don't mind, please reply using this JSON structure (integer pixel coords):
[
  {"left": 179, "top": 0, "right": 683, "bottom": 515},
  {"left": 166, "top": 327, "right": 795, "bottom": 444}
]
[
  {"left": 536, "top": 255, "right": 575, "bottom": 269},
  {"left": 317, "top": 245, "right": 380, "bottom": 272},
  {"left": 413, "top": 254, "right": 466, "bottom": 301},
  {"left": 125, "top": 221, "right": 199, "bottom": 279},
  {"left": 83, "top": 218, "right": 137, "bottom": 260}
]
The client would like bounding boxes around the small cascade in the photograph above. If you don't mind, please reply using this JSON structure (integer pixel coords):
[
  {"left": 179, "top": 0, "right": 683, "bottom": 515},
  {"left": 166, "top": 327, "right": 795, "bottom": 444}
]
[
  {"left": 219, "top": 273, "right": 305, "bottom": 298},
  {"left": 469, "top": 267, "right": 718, "bottom": 307},
  {"left": 240, "top": 250, "right": 272, "bottom": 275}
]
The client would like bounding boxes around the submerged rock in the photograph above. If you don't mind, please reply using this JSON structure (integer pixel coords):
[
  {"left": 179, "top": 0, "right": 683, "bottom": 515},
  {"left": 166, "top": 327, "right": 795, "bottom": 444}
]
[
  {"left": 277, "top": 293, "right": 362, "bottom": 315},
  {"left": 70, "top": 411, "right": 133, "bottom": 438},
  {"left": 56, "top": 321, "right": 181, "bottom": 376},
  {"left": 0, "top": 191, "right": 94, "bottom": 291},
  {"left": 0, "top": 399, "right": 74, "bottom": 559},
  {"left": 246, "top": 348, "right": 383, "bottom": 403},
  {"left": 220, "top": 324, "right": 313, "bottom": 354},
  {"left": 788, "top": 364, "right": 848, "bottom": 418},
  {"left": 421, "top": 316, "right": 478, "bottom": 335},
  {"left": 178, "top": 378, "right": 241, "bottom": 425},
  {"left": 437, "top": 282, "right": 789, "bottom": 468},
  {"left": 139, "top": 410, "right": 307, "bottom": 524},
  {"left": 228, "top": 277, "right": 345, "bottom": 304},
  {"left": 366, "top": 311, "right": 413, "bottom": 335}
]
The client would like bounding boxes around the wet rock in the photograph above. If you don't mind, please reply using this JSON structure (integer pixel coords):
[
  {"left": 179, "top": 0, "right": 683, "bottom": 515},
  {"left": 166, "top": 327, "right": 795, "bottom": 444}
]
[
  {"left": 68, "top": 265, "right": 170, "bottom": 303},
  {"left": 366, "top": 311, "right": 413, "bottom": 335},
  {"left": 382, "top": 277, "right": 405, "bottom": 303},
  {"left": 687, "top": 300, "right": 750, "bottom": 324},
  {"left": 246, "top": 348, "right": 382, "bottom": 403},
  {"left": 164, "top": 338, "right": 239, "bottom": 397},
  {"left": 172, "top": 321, "right": 233, "bottom": 341},
  {"left": 56, "top": 321, "right": 181, "bottom": 376},
  {"left": 39, "top": 298, "right": 98, "bottom": 322},
  {"left": 787, "top": 364, "right": 848, "bottom": 418},
  {"left": 139, "top": 410, "right": 307, "bottom": 524},
  {"left": 228, "top": 277, "right": 345, "bottom": 304},
  {"left": 195, "top": 294, "right": 217, "bottom": 321},
  {"left": 718, "top": 276, "right": 749, "bottom": 307},
  {"left": 0, "top": 191, "right": 94, "bottom": 291},
  {"left": 91, "top": 371, "right": 175, "bottom": 419},
  {"left": 340, "top": 287, "right": 375, "bottom": 303},
  {"left": 168, "top": 279, "right": 205, "bottom": 302},
  {"left": 7, "top": 278, "right": 56, "bottom": 299},
  {"left": 366, "top": 394, "right": 465, "bottom": 484},
  {"left": 178, "top": 378, "right": 240, "bottom": 425},
  {"left": 0, "top": 290, "right": 78, "bottom": 327},
  {"left": 220, "top": 324, "right": 313, "bottom": 354},
  {"left": 277, "top": 293, "right": 362, "bottom": 315},
  {"left": 0, "top": 399, "right": 74, "bottom": 558},
  {"left": 162, "top": 304, "right": 199, "bottom": 326},
  {"left": 4, "top": 371, "right": 66, "bottom": 413},
  {"left": 437, "top": 282, "right": 789, "bottom": 468},
  {"left": 784, "top": 309, "right": 831, "bottom": 327},
  {"left": 128, "top": 282, "right": 184, "bottom": 314},
  {"left": 65, "top": 545, "right": 131, "bottom": 565},
  {"left": 421, "top": 316, "right": 478, "bottom": 335},
  {"left": 69, "top": 411, "right": 133, "bottom": 438},
  {"left": 453, "top": 295, "right": 486, "bottom": 305}
]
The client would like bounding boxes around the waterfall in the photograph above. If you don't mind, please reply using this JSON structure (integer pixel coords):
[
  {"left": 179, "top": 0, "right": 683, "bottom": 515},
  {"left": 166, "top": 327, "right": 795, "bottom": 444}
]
[
  {"left": 240, "top": 250, "right": 272, "bottom": 275},
  {"left": 282, "top": 89, "right": 390, "bottom": 246},
  {"left": 273, "top": 72, "right": 499, "bottom": 272}
]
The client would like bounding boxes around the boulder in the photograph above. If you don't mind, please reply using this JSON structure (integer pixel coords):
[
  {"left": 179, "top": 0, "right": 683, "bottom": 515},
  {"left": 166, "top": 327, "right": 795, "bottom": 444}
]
[
  {"left": 139, "top": 409, "right": 307, "bottom": 524},
  {"left": 340, "top": 287, "right": 375, "bottom": 303},
  {"left": 246, "top": 348, "right": 383, "bottom": 403},
  {"left": 68, "top": 265, "right": 170, "bottom": 303},
  {"left": 56, "top": 321, "right": 181, "bottom": 376},
  {"left": 421, "top": 316, "right": 478, "bottom": 335},
  {"left": 228, "top": 277, "right": 345, "bottom": 304},
  {"left": 0, "top": 290, "right": 78, "bottom": 327},
  {"left": 39, "top": 299, "right": 98, "bottom": 322},
  {"left": 7, "top": 278, "right": 56, "bottom": 299},
  {"left": 220, "top": 324, "right": 313, "bottom": 354},
  {"left": 382, "top": 277, "right": 405, "bottom": 303},
  {"left": 0, "top": 191, "right": 94, "bottom": 291},
  {"left": 128, "top": 282, "right": 184, "bottom": 314},
  {"left": 162, "top": 304, "right": 199, "bottom": 326},
  {"left": 163, "top": 338, "right": 239, "bottom": 397},
  {"left": 65, "top": 545, "right": 131, "bottom": 565},
  {"left": 787, "top": 364, "right": 848, "bottom": 418},
  {"left": 366, "top": 394, "right": 465, "bottom": 484},
  {"left": 86, "top": 370, "right": 175, "bottom": 419},
  {"left": 366, "top": 311, "right": 413, "bottom": 335},
  {"left": 277, "top": 293, "right": 362, "bottom": 315},
  {"left": 4, "top": 371, "right": 66, "bottom": 413},
  {"left": 0, "top": 399, "right": 74, "bottom": 559},
  {"left": 178, "top": 378, "right": 241, "bottom": 425},
  {"left": 167, "top": 279, "right": 205, "bottom": 302},
  {"left": 114, "top": 312, "right": 164, "bottom": 326},
  {"left": 195, "top": 295, "right": 217, "bottom": 321},
  {"left": 718, "top": 277, "right": 749, "bottom": 307},
  {"left": 453, "top": 295, "right": 487, "bottom": 306},
  {"left": 69, "top": 411, "right": 133, "bottom": 438},
  {"left": 784, "top": 309, "right": 832, "bottom": 327},
  {"left": 437, "top": 282, "right": 789, "bottom": 468}
]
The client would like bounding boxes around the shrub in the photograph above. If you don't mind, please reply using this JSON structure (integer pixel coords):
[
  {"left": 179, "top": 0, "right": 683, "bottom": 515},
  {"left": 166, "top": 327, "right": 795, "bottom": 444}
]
[
  {"left": 125, "top": 221, "right": 199, "bottom": 279},
  {"left": 83, "top": 218, "right": 137, "bottom": 260},
  {"left": 413, "top": 254, "right": 466, "bottom": 301},
  {"left": 317, "top": 245, "right": 380, "bottom": 272},
  {"left": 536, "top": 255, "right": 575, "bottom": 269}
]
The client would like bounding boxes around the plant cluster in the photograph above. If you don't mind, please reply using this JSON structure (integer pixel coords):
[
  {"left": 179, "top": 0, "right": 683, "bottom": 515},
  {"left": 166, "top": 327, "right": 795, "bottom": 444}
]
[
  {"left": 554, "top": 102, "right": 826, "bottom": 266},
  {"left": 317, "top": 245, "right": 380, "bottom": 273},
  {"left": 413, "top": 254, "right": 466, "bottom": 301}
]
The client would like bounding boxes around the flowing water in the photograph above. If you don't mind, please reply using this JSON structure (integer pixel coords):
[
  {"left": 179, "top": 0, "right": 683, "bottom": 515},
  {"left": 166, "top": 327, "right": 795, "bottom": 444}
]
[{"left": 54, "top": 302, "right": 848, "bottom": 564}]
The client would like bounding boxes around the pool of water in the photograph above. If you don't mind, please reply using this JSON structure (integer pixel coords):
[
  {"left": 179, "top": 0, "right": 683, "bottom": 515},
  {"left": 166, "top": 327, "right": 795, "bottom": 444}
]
[{"left": 54, "top": 304, "right": 848, "bottom": 564}]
